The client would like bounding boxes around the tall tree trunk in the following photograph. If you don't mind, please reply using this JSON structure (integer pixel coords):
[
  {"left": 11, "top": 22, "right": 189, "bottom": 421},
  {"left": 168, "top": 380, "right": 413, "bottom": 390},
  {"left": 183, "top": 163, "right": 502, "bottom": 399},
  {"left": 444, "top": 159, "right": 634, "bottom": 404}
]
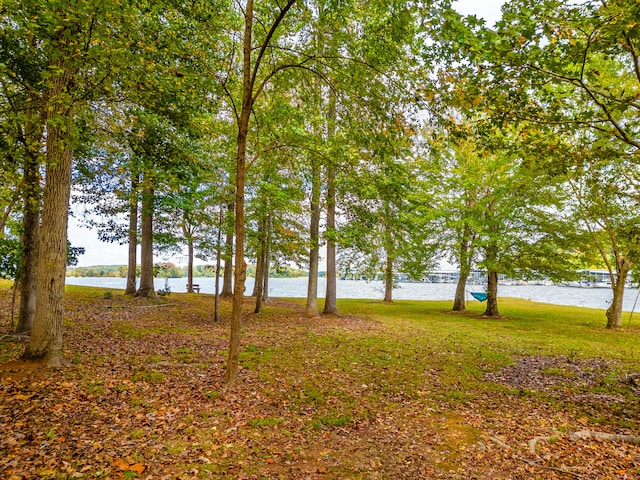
[
  {"left": 383, "top": 254, "right": 394, "bottom": 304},
  {"left": 254, "top": 213, "right": 272, "bottom": 313},
  {"left": 23, "top": 70, "right": 73, "bottom": 366},
  {"left": 225, "top": 0, "right": 295, "bottom": 383},
  {"left": 254, "top": 217, "right": 266, "bottom": 313},
  {"left": 606, "top": 257, "right": 630, "bottom": 329},
  {"left": 125, "top": 170, "right": 139, "bottom": 295},
  {"left": 16, "top": 171, "right": 39, "bottom": 334},
  {"left": 483, "top": 269, "right": 500, "bottom": 317},
  {"left": 306, "top": 156, "right": 321, "bottom": 317},
  {"left": 382, "top": 209, "right": 395, "bottom": 304},
  {"left": 16, "top": 103, "right": 42, "bottom": 334},
  {"left": 221, "top": 202, "right": 234, "bottom": 297},
  {"left": 136, "top": 174, "right": 154, "bottom": 298},
  {"left": 214, "top": 207, "right": 223, "bottom": 323},
  {"left": 262, "top": 213, "right": 271, "bottom": 303},
  {"left": 453, "top": 229, "right": 473, "bottom": 311},
  {"left": 186, "top": 237, "right": 194, "bottom": 293},
  {"left": 323, "top": 90, "right": 338, "bottom": 315},
  {"left": 252, "top": 217, "right": 266, "bottom": 297},
  {"left": 226, "top": 0, "right": 253, "bottom": 384},
  {"left": 453, "top": 272, "right": 468, "bottom": 311}
]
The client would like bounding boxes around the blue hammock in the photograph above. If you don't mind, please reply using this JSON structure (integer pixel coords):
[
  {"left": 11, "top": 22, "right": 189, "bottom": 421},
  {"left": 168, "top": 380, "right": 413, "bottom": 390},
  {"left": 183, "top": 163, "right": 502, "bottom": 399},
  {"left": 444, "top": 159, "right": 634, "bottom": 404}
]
[{"left": 470, "top": 292, "right": 488, "bottom": 302}]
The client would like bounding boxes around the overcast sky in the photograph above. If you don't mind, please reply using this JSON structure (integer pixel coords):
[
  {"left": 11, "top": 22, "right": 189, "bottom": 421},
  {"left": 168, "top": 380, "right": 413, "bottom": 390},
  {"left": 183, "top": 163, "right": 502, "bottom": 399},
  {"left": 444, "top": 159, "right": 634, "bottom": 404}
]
[{"left": 68, "top": 0, "right": 506, "bottom": 267}]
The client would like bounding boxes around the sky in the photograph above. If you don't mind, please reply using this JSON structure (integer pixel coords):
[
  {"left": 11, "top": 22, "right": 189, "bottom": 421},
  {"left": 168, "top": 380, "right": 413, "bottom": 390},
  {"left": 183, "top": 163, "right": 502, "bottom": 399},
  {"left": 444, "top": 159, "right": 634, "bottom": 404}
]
[
  {"left": 455, "top": 0, "right": 505, "bottom": 26},
  {"left": 67, "top": 0, "right": 506, "bottom": 267}
]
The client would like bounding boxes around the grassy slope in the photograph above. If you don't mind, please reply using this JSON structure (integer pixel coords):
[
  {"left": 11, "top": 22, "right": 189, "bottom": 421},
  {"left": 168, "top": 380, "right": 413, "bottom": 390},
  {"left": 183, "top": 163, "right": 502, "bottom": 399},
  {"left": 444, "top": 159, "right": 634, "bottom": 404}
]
[{"left": 0, "top": 282, "right": 639, "bottom": 479}]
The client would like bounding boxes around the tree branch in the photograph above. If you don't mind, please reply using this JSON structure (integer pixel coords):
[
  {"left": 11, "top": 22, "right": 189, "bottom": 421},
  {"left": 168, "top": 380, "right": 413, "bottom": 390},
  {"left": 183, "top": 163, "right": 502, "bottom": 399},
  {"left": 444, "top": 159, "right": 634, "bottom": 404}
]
[
  {"left": 249, "top": 0, "right": 297, "bottom": 95},
  {"left": 525, "top": 63, "right": 640, "bottom": 149}
]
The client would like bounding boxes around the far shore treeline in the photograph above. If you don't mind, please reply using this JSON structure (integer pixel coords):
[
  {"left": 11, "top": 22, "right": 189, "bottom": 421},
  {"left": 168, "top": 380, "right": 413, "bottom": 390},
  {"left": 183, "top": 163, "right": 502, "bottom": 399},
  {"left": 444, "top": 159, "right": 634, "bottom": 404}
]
[{"left": 67, "top": 263, "right": 307, "bottom": 279}]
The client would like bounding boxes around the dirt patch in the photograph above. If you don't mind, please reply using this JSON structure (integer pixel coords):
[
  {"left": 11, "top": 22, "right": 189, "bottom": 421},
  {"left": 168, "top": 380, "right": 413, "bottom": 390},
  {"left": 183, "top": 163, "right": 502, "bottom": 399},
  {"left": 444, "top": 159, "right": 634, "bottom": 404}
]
[
  {"left": 483, "top": 355, "right": 638, "bottom": 407},
  {"left": 485, "top": 355, "right": 616, "bottom": 390}
]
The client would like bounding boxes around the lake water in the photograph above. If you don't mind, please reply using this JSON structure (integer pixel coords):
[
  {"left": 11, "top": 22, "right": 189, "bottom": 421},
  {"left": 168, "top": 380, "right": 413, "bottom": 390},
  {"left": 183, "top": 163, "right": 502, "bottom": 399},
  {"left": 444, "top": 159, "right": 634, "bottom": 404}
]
[{"left": 64, "top": 276, "right": 640, "bottom": 313}]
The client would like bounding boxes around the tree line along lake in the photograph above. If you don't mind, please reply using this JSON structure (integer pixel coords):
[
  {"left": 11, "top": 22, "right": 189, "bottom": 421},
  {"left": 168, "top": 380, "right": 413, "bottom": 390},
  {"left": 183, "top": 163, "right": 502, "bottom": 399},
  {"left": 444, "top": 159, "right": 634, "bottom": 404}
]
[{"left": 64, "top": 276, "right": 640, "bottom": 315}]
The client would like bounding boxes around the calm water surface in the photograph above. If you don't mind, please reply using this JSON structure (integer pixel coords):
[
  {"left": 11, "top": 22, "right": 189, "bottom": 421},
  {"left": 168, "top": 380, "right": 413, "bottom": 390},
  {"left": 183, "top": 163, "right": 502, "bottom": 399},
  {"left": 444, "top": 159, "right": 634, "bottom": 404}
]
[{"left": 65, "top": 276, "right": 640, "bottom": 313}]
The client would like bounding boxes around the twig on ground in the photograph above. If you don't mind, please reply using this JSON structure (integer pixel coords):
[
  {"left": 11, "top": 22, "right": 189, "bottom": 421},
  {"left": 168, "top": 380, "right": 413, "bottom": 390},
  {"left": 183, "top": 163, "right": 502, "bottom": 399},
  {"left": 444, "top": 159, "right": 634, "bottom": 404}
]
[
  {"left": 518, "top": 457, "right": 591, "bottom": 479},
  {"left": 106, "top": 303, "right": 175, "bottom": 309}
]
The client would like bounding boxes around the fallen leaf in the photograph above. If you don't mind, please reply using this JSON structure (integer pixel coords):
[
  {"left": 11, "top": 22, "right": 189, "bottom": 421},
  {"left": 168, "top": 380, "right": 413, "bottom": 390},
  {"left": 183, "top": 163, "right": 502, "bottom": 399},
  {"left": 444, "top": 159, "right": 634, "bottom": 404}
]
[
  {"left": 129, "top": 463, "right": 146, "bottom": 474},
  {"left": 112, "top": 458, "right": 129, "bottom": 471}
]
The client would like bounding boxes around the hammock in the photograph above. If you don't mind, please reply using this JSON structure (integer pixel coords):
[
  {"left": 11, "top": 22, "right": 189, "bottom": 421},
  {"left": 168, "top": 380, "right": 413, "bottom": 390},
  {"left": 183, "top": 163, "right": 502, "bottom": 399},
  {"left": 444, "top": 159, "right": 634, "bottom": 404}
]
[{"left": 470, "top": 292, "right": 488, "bottom": 302}]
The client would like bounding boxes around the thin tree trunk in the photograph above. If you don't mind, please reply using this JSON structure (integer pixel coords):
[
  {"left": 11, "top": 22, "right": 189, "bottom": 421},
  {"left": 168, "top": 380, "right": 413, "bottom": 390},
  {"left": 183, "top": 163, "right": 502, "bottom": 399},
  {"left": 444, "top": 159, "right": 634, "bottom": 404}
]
[
  {"left": 483, "top": 269, "right": 500, "bottom": 317},
  {"left": 221, "top": 203, "right": 234, "bottom": 297},
  {"left": 125, "top": 170, "right": 139, "bottom": 295},
  {"left": 252, "top": 217, "right": 265, "bottom": 297},
  {"left": 16, "top": 108, "right": 42, "bottom": 334},
  {"left": 306, "top": 157, "right": 321, "bottom": 317},
  {"left": 23, "top": 69, "right": 73, "bottom": 366},
  {"left": 16, "top": 184, "right": 39, "bottom": 335},
  {"left": 382, "top": 208, "right": 395, "bottom": 304},
  {"left": 323, "top": 91, "right": 338, "bottom": 314},
  {"left": 383, "top": 254, "right": 394, "bottom": 304},
  {"left": 254, "top": 213, "right": 272, "bottom": 312},
  {"left": 0, "top": 202, "right": 15, "bottom": 236},
  {"left": 214, "top": 207, "right": 223, "bottom": 322},
  {"left": 186, "top": 238, "right": 194, "bottom": 293},
  {"left": 254, "top": 217, "right": 266, "bottom": 313},
  {"left": 136, "top": 174, "right": 154, "bottom": 298},
  {"left": 225, "top": 0, "right": 295, "bottom": 383},
  {"left": 226, "top": 0, "right": 253, "bottom": 384},
  {"left": 262, "top": 213, "right": 271, "bottom": 303},
  {"left": 606, "top": 258, "right": 630, "bottom": 329}
]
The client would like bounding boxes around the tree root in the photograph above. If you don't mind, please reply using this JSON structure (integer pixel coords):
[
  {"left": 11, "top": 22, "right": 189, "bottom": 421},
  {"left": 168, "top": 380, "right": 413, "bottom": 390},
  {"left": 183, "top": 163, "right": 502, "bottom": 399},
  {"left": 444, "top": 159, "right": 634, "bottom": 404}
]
[
  {"left": 485, "top": 436, "right": 512, "bottom": 450},
  {"left": 570, "top": 430, "right": 640, "bottom": 446},
  {"left": 528, "top": 435, "right": 556, "bottom": 454},
  {"left": 0, "top": 332, "right": 30, "bottom": 342}
]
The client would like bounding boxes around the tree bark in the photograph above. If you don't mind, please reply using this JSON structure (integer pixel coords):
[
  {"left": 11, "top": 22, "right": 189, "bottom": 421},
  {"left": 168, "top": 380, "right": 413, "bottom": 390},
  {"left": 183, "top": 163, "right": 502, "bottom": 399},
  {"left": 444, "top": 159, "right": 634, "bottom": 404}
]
[
  {"left": 262, "top": 213, "right": 271, "bottom": 303},
  {"left": 323, "top": 91, "right": 338, "bottom": 315},
  {"left": 453, "top": 272, "right": 468, "bottom": 311},
  {"left": 225, "top": 0, "right": 296, "bottom": 383},
  {"left": 254, "top": 215, "right": 267, "bottom": 313},
  {"left": 186, "top": 237, "right": 194, "bottom": 293},
  {"left": 23, "top": 67, "right": 74, "bottom": 366},
  {"left": 606, "top": 257, "right": 630, "bottom": 329},
  {"left": 453, "top": 229, "right": 473, "bottom": 311},
  {"left": 221, "top": 203, "right": 234, "bottom": 297},
  {"left": 125, "top": 170, "right": 139, "bottom": 295},
  {"left": 383, "top": 253, "right": 394, "bottom": 304},
  {"left": 254, "top": 233, "right": 265, "bottom": 313},
  {"left": 226, "top": 0, "right": 253, "bottom": 384},
  {"left": 214, "top": 207, "right": 223, "bottom": 322},
  {"left": 305, "top": 156, "right": 321, "bottom": 317},
  {"left": 16, "top": 170, "right": 39, "bottom": 334},
  {"left": 483, "top": 269, "right": 500, "bottom": 317},
  {"left": 252, "top": 217, "right": 266, "bottom": 298},
  {"left": 15, "top": 101, "right": 42, "bottom": 334},
  {"left": 136, "top": 173, "right": 154, "bottom": 298}
]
